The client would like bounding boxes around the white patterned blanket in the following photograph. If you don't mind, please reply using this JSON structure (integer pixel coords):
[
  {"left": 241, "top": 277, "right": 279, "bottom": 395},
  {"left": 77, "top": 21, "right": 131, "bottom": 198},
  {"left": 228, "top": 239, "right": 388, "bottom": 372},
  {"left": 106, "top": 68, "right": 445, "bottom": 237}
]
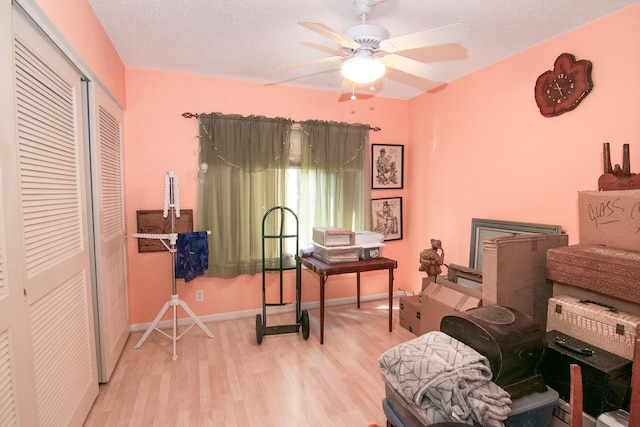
[{"left": 378, "top": 331, "right": 512, "bottom": 427}]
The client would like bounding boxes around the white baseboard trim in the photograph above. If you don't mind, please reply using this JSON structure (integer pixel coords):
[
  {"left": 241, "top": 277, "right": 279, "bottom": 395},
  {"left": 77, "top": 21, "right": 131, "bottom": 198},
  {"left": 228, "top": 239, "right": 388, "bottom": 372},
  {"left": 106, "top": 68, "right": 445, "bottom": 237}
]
[{"left": 130, "top": 291, "right": 405, "bottom": 333}]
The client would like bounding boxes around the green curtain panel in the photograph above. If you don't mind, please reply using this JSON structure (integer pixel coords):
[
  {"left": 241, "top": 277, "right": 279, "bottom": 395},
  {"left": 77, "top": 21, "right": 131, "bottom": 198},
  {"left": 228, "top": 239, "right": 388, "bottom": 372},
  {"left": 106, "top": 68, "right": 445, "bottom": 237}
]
[
  {"left": 197, "top": 113, "right": 292, "bottom": 278},
  {"left": 197, "top": 113, "right": 370, "bottom": 278},
  {"left": 298, "top": 120, "right": 370, "bottom": 248}
]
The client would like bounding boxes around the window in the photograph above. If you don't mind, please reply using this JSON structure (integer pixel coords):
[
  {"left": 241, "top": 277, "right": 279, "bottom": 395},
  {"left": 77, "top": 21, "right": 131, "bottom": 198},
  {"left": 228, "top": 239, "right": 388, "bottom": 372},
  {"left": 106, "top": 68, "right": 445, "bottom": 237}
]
[{"left": 197, "top": 114, "right": 370, "bottom": 278}]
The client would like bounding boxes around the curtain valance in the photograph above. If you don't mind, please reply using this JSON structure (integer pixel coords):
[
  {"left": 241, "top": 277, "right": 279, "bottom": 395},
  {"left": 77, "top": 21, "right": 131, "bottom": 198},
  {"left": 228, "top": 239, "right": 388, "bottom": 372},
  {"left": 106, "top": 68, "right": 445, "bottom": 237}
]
[
  {"left": 199, "top": 112, "right": 292, "bottom": 173},
  {"left": 300, "top": 120, "right": 370, "bottom": 171}
]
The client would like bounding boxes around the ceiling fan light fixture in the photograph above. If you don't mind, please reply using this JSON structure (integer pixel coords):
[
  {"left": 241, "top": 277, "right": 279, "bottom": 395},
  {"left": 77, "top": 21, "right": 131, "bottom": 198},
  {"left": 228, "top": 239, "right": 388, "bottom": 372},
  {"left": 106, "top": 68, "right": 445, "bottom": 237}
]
[{"left": 342, "top": 54, "right": 385, "bottom": 84}]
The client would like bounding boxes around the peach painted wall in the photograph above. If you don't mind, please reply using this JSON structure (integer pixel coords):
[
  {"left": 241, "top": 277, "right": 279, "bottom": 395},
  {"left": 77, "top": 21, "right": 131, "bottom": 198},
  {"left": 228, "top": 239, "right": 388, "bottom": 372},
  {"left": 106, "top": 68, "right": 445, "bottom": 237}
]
[
  {"left": 123, "top": 70, "right": 410, "bottom": 324},
  {"left": 404, "top": 4, "right": 640, "bottom": 292},
  {"left": 35, "top": 0, "right": 126, "bottom": 105},
  {"left": 30, "top": 0, "right": 640, "bottom": 324}
]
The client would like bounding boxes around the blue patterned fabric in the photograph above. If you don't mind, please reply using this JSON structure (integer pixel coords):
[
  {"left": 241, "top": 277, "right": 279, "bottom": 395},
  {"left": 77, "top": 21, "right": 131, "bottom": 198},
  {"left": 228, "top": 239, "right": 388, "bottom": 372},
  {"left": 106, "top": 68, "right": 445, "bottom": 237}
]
[{"left": 175, "top": 231, "right": 209, "bottom": 282}]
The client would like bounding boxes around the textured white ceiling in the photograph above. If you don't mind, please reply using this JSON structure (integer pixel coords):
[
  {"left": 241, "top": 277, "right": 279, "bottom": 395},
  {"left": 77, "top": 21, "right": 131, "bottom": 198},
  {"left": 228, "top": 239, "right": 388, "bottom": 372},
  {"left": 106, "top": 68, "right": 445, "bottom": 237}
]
[{"left": 87, "top": 0, "right": 639, "bottom": 99}]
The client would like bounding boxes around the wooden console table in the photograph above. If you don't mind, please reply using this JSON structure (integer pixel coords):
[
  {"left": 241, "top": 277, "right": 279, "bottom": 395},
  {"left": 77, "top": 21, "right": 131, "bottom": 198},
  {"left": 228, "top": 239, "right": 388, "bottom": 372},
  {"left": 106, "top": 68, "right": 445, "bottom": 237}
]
[{"left": 297, "top": 255, "right": 398, "bottom": 344}]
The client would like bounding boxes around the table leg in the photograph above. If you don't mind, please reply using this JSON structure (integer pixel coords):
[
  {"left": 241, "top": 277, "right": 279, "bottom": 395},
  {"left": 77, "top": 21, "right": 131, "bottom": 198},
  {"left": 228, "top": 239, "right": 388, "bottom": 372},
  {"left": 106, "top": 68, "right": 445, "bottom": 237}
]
[
  {"left": 388, "top": 268, "right": 394, "bottom": 332},
  {"left": 320, "top": 276, "right": 326, "bottom": 344},
  {"left": 296, "top": 261, "right": 301, "bottom": 320},
  {"left": 356, "top": 271, "right": 361, "bottom": 308}
]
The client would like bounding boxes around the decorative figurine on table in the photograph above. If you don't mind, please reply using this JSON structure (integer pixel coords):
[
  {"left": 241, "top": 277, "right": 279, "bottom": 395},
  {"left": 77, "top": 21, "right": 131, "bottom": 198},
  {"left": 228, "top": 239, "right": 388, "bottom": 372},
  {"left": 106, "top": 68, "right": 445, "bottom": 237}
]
[
  {"left": 598, "top": 142, "right": 639, "bottom": 191},
  {"left": 419, "top": 239, "right": 444, "bottom": 292}
]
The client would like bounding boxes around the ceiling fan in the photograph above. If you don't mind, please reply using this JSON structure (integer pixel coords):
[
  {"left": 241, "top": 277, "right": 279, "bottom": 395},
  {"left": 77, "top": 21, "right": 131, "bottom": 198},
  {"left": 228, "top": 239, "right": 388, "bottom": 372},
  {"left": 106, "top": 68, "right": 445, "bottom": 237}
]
[{"left": 272, "top": 0, "right": 470, "bottom": 92}]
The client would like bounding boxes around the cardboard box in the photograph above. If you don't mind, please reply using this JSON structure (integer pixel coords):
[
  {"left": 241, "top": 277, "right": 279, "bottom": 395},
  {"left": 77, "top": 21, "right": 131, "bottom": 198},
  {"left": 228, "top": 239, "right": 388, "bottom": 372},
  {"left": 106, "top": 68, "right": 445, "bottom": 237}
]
[
  {"left": 420, "top": 279, "right": 481, "bottom": 334},
  {"left": 578, "top": 190, "right": 640, "bottom": 251},
  {"left": 399, "top": 295, "right": 421, "bottom": 335},
  {"left": 482, "top": 233, "right": 568, "bottom": 327}
]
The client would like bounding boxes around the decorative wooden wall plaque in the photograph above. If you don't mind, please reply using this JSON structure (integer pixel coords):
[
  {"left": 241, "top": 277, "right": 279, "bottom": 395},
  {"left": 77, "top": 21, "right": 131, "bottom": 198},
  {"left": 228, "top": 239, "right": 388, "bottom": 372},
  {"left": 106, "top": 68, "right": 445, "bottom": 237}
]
[{"left": 135, "top": 210, "right": 193, "bottom": 252}]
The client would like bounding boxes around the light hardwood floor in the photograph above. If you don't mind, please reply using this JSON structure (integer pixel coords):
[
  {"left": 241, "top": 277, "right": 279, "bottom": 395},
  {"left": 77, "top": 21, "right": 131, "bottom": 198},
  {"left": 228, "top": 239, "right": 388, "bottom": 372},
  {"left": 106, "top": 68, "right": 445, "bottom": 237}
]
[{"left": 83, "top": 297, "right": 416, "bottom": 426}]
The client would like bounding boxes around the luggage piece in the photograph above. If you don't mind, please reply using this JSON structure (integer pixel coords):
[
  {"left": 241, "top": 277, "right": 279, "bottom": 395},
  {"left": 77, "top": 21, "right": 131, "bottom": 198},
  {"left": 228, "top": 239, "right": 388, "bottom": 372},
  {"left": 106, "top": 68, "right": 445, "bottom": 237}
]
[
  {"left": 546, "top": 244, "right": 640, "bottom": 305},
  {"left": 440, "top": 305, "right": 548, "bottom": 399},
  {"left": 547, "top": 295, "right": 640, "bottom": 360},
  {"left": 541, "top": 330, "right": 632, "bottom": 418}
]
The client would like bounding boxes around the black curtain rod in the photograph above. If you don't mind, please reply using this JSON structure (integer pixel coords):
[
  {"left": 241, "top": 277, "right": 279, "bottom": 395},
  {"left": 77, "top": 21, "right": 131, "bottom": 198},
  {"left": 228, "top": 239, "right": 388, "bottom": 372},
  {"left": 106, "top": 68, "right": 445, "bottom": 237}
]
[{"left": 181, "top": 112, "right": 381, "bottom": 132}]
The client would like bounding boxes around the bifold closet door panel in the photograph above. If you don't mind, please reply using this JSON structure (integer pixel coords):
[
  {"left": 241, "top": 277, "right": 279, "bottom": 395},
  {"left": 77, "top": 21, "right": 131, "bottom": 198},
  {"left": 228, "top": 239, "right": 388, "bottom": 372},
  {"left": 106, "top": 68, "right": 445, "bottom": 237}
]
[
  {"left": 0, "top": 3, "right": 39, "bottom": 425},
  {"left": 89, "top": 84, "right": 129, "bottom": 383},
  {"left": 13, "top": 7, "right": 99, "bottom": 426}
]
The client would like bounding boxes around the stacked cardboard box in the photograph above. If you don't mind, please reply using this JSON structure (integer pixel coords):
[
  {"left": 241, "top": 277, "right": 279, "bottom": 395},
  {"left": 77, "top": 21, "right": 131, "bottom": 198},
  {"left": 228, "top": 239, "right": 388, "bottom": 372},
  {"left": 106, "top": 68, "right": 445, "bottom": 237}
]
[
  {"left": 577, "top": 190, "right": 640, "bottom": 252},
  {"left": 482, "top": 233, "right": 568, "bottom": 327},
  {"left": 547, "top": 190, "right": 640, "bottom": 304},
  {"left": 420, "top": 278, "right": 482, "bottom": 334},
  {"left": 399, "top": 279, "right": 483, "bottom": 337},
  {"left": 398, "top": 295, "right": 421, "bottom": 335}
]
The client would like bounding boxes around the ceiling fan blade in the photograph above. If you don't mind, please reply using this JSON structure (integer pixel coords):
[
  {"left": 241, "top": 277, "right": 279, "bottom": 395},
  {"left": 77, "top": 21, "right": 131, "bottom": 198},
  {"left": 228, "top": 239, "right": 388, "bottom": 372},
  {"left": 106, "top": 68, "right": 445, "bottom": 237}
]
[
  {"left": 383, "top": 54, "right": 449, "bottom": 82},
  {"left": 379, "top": 23, "right": 471, "bottom": 53},
  {"left": 264, "top": 66, "right": 343, "bottom": 87},
  {"left": 300, "top": 41, "right": 346, "bottom": 56},
  {"left": 298, "top": 21, "right": 360, "bottom": 49},
  {"left": 267, "top": 55, "right": 345, "bottom": 73}
]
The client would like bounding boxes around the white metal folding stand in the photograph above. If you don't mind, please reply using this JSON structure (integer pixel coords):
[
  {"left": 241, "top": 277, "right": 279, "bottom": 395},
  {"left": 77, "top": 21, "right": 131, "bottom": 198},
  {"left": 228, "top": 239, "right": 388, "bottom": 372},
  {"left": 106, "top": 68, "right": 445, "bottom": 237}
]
[{"left": 132, "top": 171, "right": 214, "bottom": 360}]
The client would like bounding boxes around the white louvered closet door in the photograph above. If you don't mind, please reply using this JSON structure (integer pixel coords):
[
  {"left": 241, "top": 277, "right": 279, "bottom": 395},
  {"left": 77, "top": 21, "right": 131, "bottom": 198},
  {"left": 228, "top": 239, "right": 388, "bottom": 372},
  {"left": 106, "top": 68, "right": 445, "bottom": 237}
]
[
  {"left": 89, "top": 85, "right": 129, "bottom": 383},
  {"left": 0, "top": 188, "right": 18, "bottom": 426},
  {"left": 0, "top": 192, "right": 27, "bottom": 427},
  {"left": 13, "top": 8, "right": 98, "bottom": 426},
  {"left": 0, "top": 150, "right": 33, "bottom": 427},
  {"left": 0, "top": 4, "right": 36, "bottom": 426}
]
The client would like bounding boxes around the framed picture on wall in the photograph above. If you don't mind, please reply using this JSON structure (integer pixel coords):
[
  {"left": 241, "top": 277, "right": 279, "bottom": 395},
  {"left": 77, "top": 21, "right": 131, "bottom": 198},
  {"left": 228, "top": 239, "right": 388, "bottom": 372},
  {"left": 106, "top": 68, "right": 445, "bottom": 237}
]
[
  {"left": 372, "top": 144, "right": 404, "bottom": 189},
  {"left": 372, "top": 197, "right": 403, "bottom": 241}
]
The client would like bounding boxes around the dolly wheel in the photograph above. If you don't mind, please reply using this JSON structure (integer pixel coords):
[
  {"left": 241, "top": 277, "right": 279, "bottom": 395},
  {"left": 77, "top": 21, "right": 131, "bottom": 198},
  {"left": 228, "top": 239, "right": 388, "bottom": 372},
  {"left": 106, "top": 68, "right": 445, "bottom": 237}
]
[
  {"left": 256, "top": 314, "right": 263, "bottom": 345},
  {"left": 301, "top": 310, "right": 310, "bottom": 340}
]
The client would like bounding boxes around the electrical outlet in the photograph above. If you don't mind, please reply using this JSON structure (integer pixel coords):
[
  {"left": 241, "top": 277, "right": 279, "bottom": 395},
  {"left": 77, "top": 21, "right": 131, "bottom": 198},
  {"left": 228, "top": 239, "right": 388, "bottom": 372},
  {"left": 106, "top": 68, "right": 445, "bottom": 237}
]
[{"left": 195, "top": 290, "right": 204, "bottom": 302}]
